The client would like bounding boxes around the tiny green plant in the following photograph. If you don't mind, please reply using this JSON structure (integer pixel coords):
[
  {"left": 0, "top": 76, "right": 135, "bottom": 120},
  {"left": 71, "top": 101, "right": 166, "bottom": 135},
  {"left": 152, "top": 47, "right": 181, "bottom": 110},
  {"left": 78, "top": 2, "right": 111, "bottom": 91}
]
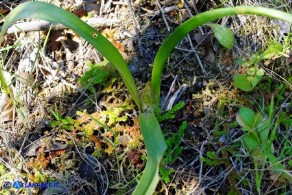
[
  {"left": 157, "top": 101, "right": 185, "bottom": 122},
  {"left": 1, "top": 2, "right": 292, "bottom": 194},
  {"left": 78, "top": 60, "right": 115, "bottom": 94},
  {"left": 151, "top": 101, "right": 187, "bottom": 183},
  {"left": 201, "top": 151, "right": 226, "bottom": 167},
  {"left": 50, "top": 105, "right": 75, "bottom": 131},
  {"left": 236, "top": 99, "right": 292, "bottom": 193},
  {"left": 160, "top": 119, "right": 187, "bottom": 183},
  {"left": 233, "top": 39, "right": 287, "bottom": 91}
]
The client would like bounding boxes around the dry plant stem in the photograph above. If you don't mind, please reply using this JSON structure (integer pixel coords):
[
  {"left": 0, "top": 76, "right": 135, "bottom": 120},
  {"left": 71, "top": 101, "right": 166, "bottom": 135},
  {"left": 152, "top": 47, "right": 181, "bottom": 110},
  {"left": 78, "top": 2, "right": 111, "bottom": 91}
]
[
  {"left": 0, "top": 17, "right": 118, "bottom": 34},
  {"left": 99, "top": 0, "right": 104, "bottom": 16},
  {"left": 180, "top": 0, "right": 205, "bottom": 73},
  {"left": 185, "top": 32, "right": 206, "bottom": 73},
  {"left": 127, "top": 0, "right": 143, "bottom": 56},
  {"left": 156, "top": 0, "right": 170, "bottom": 32},
  {"left": 161, "top": 75, "right": 177, "bottom": 110},
  {"left": 141, "top": 5, "right": 179, "bottom": 17}
]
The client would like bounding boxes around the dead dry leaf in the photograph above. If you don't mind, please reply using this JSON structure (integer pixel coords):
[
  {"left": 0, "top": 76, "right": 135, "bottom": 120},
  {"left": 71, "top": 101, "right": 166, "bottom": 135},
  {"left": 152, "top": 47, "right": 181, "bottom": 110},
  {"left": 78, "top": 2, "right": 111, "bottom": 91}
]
[{"left": 0, "top": 91, "right": 14, "bottom": 122}]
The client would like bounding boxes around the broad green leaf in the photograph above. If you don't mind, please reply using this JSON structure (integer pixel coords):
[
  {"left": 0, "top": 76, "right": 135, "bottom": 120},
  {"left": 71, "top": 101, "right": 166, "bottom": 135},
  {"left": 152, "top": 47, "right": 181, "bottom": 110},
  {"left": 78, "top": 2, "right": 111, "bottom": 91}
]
[
  {"left": 234, "top": 74, "right": 253, "bottom": 91},
  {"left": 238, "top": 107, "right": 256, "bottom": 129},
  {"left": 247, "top": 76, "right": 259, "bottom": 88},
  {"left": 236, "top": 113, "right": 249, "bottom": 131},
  {"left": 134, "top": 112, "right": 167, "bottom": 195},
  {"left": 206, "top": 23, "right": 235, "bottom": 50},
  {"left": 0, "top": 1, "right": 141, "bottom": 110},
  {"left": 242, "top": 134, "right": 259, "bottom": 151},
  {"left": 151, "top": 6, "right": 292, "bottom": 106},
  {"left": 256, "top": 68, "right": 264, "bottom": 77}
]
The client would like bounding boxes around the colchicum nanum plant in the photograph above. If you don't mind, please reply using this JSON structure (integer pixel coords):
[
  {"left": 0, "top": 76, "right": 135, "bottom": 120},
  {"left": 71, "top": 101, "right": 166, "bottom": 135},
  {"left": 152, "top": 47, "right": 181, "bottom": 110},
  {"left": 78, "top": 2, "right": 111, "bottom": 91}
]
[{"left": 0, "top": 2, "right": 292, "bottom": 194}]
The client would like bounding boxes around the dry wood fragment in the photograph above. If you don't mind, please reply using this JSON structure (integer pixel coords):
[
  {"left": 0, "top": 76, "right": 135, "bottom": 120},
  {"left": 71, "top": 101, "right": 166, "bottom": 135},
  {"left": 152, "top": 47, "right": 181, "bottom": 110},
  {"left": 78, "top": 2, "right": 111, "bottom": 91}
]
[{"left": 0, "top": 17, "right": 119, "bottom": 34}]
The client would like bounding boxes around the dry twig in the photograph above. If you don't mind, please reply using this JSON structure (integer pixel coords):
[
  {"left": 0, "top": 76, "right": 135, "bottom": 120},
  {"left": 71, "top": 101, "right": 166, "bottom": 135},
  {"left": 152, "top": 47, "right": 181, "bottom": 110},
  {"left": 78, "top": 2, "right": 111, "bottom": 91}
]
[{"left": 0, "top": 17, "right": 118, "bottom": 34}]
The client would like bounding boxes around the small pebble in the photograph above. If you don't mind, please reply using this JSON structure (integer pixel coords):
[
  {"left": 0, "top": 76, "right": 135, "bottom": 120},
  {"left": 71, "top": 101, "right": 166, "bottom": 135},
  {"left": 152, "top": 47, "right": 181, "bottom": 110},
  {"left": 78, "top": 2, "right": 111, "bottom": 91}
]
[
  {"left": 219, "top": 134, "right": 228, "bottom": 145},
  {"left": 284, "top": 92, "right": 290, "bottom": 97}
]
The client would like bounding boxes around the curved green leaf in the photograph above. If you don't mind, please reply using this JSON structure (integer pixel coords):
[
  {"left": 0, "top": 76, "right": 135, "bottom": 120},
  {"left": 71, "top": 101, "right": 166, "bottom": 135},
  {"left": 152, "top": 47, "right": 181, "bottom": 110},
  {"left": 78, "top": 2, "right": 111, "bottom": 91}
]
[
  {"left": 134, "top": 112, "right": 167, "bottom": 195},
  {"left": 151, "top": 6, "right": 292, "bottom": 107},
  {"left": 206, "top": 23, "right": 234, "bottom": 49},
  {"left": 0, "top": 70, "right": 10, "bottom": 96},
  {"left": 0, "top": 1, "right": 141, "bottom": 110}
]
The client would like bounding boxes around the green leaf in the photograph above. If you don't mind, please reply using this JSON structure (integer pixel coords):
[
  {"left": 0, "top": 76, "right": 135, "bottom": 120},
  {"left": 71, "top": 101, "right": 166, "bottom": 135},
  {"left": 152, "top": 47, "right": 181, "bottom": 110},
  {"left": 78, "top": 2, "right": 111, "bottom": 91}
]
[
  {"left": 235, "top": 58, "right": 245, "bottom": 65},
  {"left": 159, "top": 166, "right": 174, "bottom": 183},
  {"left": 79, "top": 61, "right": 113, "bottom": 93},
  {"left": 151, "top": 6, "right": 292, "bottom": 106},
  {"left": 238, "top": 107, "right": 256, "bottom": 129},
  {"left": 254, "top": 113, "right": 263, "bottom": 127},
  {"left": 50, "top": 121, "right": 59, "bottom": 128},
  {"left": 252, "top": 148, "right": 266, "bottom": 162},
  {"left": 134, "top": 112, "right": 167, "bottom": 195},
  {"left": 247, "top": 76, "right": 259, "bottom": 88},
  {"left": 256, "top": 68, "right": 264, "bottom": 77},
  {"left": 0, "top": 164, "right": 6, "bottom": 174},
  {"left": 288, "top": 160, "right": 292, "bottom": 168},
  {"left": 63, "top": 117, "right": 74, "bottom": 125},
  {"left": 0, "top": 1, "right": 141, "bottom": 110},
  {"left": 263, "top": 40, "right": 283, "bottom": 59},
  {"left": 248, "top": 54, "right": 262, "bottom": 66},
  {"left": 157, "top": 101, "right": 185, "bottom": 122},
  {"left": 206, "top": 23, "right": 235, "bottom": 50},
  {"left": 234, "top": 74, "right": 253, "bottom": 91},
  {"left": 201, "top": 151, "right": 224, "bottom": 166},
  {"left": 257, "top": 119, "right": 271, "bottom": 143},
  {"left": 0, "top": 70, "right": 11, "bottom": 96},
  {"left": 242, "top": 134, "right": 259, "bottom": 151}
]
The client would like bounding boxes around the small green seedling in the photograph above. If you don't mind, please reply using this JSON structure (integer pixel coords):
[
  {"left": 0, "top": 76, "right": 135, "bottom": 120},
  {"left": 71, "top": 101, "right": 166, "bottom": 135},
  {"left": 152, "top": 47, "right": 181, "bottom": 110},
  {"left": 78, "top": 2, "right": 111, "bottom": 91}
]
[
  {"left": 78, "top": 60, "right": 114, "bottom": 94},
  {"left": 50, "top": 106, "right": 74, "bottom": 131},
  {"left": 236, "top": 100, "right": 292, "bottom": 193},
  {"left": 160, "top": 121, "right": 187, "bottom": 183},
  {"left": 201, "top": 151, "right": 226, "bottom": 166},
  {"left": 234, "top": 39, "right": 286, "bottom": 91},
  {"left": 234, "top": 67, "right": 264, "bottom": 92}
]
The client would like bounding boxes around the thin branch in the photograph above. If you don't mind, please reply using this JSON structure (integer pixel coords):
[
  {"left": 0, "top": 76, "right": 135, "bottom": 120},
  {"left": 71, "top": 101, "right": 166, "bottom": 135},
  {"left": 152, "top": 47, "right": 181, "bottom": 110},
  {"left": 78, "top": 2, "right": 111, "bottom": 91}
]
[{"left": 0, "top": 17, "right": 118, "bottom": 34}]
